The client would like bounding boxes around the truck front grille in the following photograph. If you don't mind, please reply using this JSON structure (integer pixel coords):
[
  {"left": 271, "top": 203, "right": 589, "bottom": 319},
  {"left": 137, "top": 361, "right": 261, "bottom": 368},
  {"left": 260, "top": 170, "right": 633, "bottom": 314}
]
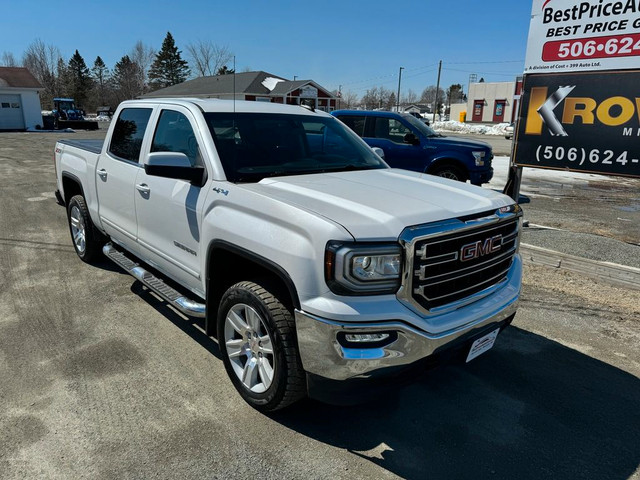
[{"left": 399, "top": 208, "right": 521, "bottom": 313}]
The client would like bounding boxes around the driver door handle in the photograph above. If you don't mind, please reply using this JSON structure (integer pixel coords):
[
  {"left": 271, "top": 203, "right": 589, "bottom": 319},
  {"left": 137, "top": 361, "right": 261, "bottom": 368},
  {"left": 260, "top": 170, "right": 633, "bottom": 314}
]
[
  {"left": 136, "top": 183, "right": 150, "bottom": 194},
  {"left": 97, "top": 169, "right": 108, "bottom": 179}
]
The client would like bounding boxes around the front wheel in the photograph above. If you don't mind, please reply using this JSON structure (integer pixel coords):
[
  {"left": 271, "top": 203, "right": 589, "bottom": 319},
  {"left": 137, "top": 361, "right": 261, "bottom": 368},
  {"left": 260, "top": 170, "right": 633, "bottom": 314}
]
[
  {"left": 67, "top": 195, "right": 104, "bottom": 263},
  {"left": 217, "top": 281, "right": 305, "bottom": 412},
  {"left": 430, "top": 164, "right": 468, "bottom": 183}
]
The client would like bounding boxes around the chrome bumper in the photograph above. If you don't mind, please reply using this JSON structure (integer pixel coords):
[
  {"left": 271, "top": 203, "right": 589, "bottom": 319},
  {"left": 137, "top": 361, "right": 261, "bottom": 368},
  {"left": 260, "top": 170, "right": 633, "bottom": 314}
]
[{"left": 295, "top": 297, "right": 518, "bottom": 381}]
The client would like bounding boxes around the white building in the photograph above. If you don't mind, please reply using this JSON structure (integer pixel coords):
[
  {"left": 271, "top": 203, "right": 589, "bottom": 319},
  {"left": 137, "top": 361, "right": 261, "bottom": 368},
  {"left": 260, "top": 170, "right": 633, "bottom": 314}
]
[
  {"left": 0, "top": 67, "right": 43, "bottom": 130},
  {"left": 467, "top": 81, "right": 517, "bottom": 123}
]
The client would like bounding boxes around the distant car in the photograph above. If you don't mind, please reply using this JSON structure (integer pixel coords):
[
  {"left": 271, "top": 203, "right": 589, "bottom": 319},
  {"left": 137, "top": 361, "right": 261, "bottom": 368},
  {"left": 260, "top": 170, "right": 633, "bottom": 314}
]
[
  {"left": 505, "top": 123, "right": 515, "bottom": 139},
  {"left": 332, "top": 109, "right": 493, "bottom": 185}
]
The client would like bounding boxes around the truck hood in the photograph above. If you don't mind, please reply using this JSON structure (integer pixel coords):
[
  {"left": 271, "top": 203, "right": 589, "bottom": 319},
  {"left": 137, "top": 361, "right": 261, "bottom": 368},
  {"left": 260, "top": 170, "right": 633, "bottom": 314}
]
[
  {"left": 430, "top": 135, "right": 492, "bottom": 150},
  {"left": 245, "top": 168, "right": 512, "bottom": 240}
]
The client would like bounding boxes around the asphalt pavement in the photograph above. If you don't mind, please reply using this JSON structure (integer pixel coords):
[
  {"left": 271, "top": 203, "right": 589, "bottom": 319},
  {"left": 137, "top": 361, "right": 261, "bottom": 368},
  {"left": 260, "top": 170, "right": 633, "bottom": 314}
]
[{"left": 0, "top": 128, "right": 638, "bottom": 479}]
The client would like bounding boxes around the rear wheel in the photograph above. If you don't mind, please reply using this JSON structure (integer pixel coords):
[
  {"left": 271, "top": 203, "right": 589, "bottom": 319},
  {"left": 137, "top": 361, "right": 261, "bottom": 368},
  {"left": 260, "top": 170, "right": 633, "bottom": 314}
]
[
  {"left": 67, "top": 195, "right": 104, "bottom": 263},
  {"left": 218, "top": 280, "right": 305, "bottom": 412},
  {"left": 430, "top": 164, "right": 468, "bottom": 183}
]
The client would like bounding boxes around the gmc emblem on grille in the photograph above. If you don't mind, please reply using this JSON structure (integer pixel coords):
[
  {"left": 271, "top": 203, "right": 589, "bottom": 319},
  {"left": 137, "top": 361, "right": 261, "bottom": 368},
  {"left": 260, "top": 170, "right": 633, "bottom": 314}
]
[{"left": 460, "top": 235, "right": 502, "bottom": 262}]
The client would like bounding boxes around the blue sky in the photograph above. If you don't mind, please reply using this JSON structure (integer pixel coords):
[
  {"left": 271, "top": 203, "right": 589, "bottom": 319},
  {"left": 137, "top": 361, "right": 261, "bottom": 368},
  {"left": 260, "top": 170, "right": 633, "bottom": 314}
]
[{"left": 1, "top": 0, "right": 532, "bottom": 97}]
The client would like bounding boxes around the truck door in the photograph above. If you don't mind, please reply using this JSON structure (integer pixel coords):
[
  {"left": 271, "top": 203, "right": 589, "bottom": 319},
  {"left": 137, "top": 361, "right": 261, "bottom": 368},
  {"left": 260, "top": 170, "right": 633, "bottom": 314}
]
[
  {"left": 134, "top": 107, "right": 208, "bottom": 293},
  {"left": 95, "top": 107, "right": 153, "bottom": 250},
  {"left": 365, "top": 116, "right": 426, "bottom": 171}
]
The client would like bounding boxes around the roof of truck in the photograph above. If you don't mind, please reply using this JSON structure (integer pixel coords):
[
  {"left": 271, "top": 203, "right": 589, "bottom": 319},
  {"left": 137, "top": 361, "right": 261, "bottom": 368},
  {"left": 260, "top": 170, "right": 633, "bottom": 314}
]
[{"left": 121, "top": 98, "right": 333, "bottom": 117}]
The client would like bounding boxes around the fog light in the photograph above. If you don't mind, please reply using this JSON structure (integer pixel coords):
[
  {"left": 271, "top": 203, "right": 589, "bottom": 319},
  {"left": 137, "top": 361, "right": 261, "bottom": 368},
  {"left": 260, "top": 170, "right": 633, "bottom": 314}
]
[{"left": 344, "top": 333, "right": 390, "bottom": 343}]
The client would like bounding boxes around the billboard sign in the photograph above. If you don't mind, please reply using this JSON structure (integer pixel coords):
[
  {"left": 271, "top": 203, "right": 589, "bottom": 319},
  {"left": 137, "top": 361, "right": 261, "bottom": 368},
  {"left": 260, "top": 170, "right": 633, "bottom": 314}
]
[
  {"left": 513, "top": 69, "right": 640, "bottom": 177},
  {"left": 525, "top": 0, "right": 640, "bottom": 73}
]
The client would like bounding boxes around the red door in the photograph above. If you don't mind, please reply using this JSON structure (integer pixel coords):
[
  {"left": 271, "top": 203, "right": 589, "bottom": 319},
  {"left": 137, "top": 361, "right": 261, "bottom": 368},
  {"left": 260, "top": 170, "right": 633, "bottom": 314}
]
[
  {"left": 493, "top": 100, "right": 506, "bottom": 123},
  {"left": 472, "top": 100, "right": 484, "bottom": 122}
]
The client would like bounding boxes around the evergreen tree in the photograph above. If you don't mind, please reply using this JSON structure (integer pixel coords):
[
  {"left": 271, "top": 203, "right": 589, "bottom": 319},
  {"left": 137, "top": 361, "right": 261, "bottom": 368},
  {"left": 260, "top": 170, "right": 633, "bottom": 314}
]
[
  {"left": 92, "top": 56, "right": 110, "bottom": 105},
  {"left": 216, "top": 65, "right": 235, "bottom": 75},
  {"left": 68, "top": 50, "right": 92, "bottom": 107},
  {"left": 148, "top": 32, "right": 190, "bottom": 90},
  {"left": 113, "top": 55, "right": 143, "bottom": 101}
]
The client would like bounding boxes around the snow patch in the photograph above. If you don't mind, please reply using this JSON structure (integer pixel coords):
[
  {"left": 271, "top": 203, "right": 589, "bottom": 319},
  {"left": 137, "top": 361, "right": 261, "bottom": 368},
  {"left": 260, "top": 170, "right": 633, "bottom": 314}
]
[
  {"left": 433, "top": 121, "right": 511, "bottom": 136},
  {"left": 262, "top": 77, "right": 284, "bottom": 91}
]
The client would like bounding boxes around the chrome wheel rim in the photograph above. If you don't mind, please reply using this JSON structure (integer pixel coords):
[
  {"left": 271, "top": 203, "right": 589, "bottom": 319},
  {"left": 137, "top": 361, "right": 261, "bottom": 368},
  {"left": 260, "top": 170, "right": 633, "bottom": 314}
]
[
  {"left": 224, "top": 303, "right": 275, "bottom": 393},
  {"left": 438, "top": 171, "right": 459, "bottom": 180},
  {"left": 70, "top": 206, "right": 86, "bottom": 254}
]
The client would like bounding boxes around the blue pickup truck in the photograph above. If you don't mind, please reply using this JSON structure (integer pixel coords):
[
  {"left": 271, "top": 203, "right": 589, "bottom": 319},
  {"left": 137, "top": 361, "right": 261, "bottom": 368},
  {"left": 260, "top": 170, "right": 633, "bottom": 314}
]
[{"left": 332, "top": 110, "right": 493, "bottom": 185}]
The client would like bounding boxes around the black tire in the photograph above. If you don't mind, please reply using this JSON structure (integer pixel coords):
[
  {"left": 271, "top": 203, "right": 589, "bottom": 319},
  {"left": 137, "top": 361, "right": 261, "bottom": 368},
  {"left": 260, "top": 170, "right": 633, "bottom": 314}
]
[
  {"left": 430, "top": 164, "right": 468, "bottom": 183},
  {"left": 217, "top": 280, "right": 306, "bottom": 412},
  {"left": 67, "top": 195, "right": 104, "bottom": 263}
]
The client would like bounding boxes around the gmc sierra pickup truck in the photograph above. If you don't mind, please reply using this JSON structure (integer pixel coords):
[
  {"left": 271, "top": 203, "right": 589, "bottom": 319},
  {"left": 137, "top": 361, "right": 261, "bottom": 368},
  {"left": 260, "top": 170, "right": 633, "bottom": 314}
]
[{"left": 54, "top": 99, "right": 522, "bottom": 412}]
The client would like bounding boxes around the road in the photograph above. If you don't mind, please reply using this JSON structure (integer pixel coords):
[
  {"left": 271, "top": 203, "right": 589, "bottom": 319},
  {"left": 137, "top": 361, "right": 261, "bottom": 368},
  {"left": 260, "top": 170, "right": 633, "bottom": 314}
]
[{"left": 0, "top": 129, "right": 638, "bottom": 479}]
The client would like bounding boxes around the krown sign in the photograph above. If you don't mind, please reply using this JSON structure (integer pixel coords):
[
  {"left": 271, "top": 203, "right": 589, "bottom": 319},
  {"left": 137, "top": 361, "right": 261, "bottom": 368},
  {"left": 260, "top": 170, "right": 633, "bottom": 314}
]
[
  {"left": 525, "top": 0, "right": 640, "bottom": 72},
  {"left": 514, "top": 70, "right": 640, "bottom": 177}
]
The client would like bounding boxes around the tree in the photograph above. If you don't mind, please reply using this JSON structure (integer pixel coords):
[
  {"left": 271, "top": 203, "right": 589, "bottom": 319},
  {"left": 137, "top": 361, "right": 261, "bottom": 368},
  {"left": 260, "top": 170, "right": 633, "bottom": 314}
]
[
  {"left": 386, "top": 92, "right": 396, "bottom": 111},
  {"left": 130, "top": 41, "right": 155, "bottom": 93},
  {"left": 67, "top": 50, "right": 92, "bottom": 108},
  {"left": 446, "top": 84, "right": 465, "bottom": 105},
  {"left": 1, "top": 51, "right": 17, "bottom": 67},
  {"left": 92, "top": 56, "right": 110, "bottom": 106},
  {"left": 216, "top": 65, "right": 235, "bottom": 75},
  {"left": 403, "top": 88, "right": 418, "bottom": 105},
  {"left": 113, "top": 55, "right": 143, "bottom": 101},
  {"left": 21, "top": 39, "right": 62, "bottom": 107},
  {"left": 186, "top": 40, "right": 233, "bottom": 77},
  {"left": 361, "top": 86, "right": 393, "bottom": 110},
  {"left": 340, "top": 90, "right": 359, "bottom": 109},
  {"left": 148, "top": 32, "right": 190, "bottom": 90},
  {"left": 420, "top": 85, "right": 446, "bottom": 112}
]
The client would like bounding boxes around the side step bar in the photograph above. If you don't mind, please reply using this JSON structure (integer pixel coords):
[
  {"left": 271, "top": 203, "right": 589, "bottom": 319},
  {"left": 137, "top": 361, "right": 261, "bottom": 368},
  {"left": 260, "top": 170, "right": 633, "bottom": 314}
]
[{"left": 103, "top": 243, "right": 206, "bottom": 318}]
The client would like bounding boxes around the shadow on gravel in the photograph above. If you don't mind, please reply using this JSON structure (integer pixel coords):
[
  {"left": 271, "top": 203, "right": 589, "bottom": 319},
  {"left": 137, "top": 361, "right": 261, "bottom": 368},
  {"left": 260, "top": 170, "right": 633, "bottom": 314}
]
[
  {"left": 272, "top": 326, "right": 640, "bottom": 480},
  {"left": 130, "top": 281, "right": 221, "bottom": 360}
]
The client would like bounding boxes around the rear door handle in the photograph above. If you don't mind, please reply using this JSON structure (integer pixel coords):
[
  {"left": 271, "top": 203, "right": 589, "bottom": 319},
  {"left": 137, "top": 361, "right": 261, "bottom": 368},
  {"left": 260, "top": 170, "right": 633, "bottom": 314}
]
[
  {"left": 97, "top": 169, "right": 108, "bottom": 179},
  {"left": 136, "top": 183, "right": 150, "bottom": 194}
]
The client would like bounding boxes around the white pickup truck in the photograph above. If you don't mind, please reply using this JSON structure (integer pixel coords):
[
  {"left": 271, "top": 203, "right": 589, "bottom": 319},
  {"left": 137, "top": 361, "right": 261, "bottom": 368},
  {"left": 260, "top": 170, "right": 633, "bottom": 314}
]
[{"left": 54, "top": 98, "right": 522, "bottom": 411}]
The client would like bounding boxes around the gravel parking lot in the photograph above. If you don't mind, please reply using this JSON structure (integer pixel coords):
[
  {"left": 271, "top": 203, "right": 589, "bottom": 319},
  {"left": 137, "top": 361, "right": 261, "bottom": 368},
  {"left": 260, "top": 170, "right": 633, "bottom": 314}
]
[{"left": 1, "top": 129, "right": 638, "bottom": 479}]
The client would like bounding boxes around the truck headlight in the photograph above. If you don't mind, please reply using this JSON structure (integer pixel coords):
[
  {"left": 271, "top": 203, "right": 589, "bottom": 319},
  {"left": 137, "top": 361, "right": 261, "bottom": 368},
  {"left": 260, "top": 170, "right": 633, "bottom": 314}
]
[
  {"left": 325, "top": 242, "right": 402, "bottom": 295},
  {"left": 472, "top": 151, "right": 486, "bottom": 166}
]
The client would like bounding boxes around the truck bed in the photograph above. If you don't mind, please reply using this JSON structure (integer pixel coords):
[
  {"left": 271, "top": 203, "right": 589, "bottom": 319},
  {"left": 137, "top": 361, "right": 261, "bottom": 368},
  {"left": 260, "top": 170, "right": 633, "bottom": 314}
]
[{"left": 58, "top": 139, "right": 104, "bottom": 155}]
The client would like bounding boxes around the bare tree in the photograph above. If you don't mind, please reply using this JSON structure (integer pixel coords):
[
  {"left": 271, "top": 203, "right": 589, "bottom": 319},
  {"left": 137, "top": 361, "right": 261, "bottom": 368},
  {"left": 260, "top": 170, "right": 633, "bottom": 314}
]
[
  {"left": 340, "top": 90, "right": 359, "bottom": 109},
  {"left": 22, "top": 39, "right": 64, "bottom": 108},
  {"left": 420, "top": 85, "right": 446, "bottom": 111},
  {"left": 361, "top": 86, "right": 393, "bottom": 110},
  {"left": 186, "top": 40, "right": 233, "bottom": 77},
  {"left": 1, "top": 51, "right": 17, "bottom": 67},
  {"left": 129, "top": 41, "right": 155, "bottom": 93},
  {"left": 403, "top": 88, "right": 418, "bottom": 105}
]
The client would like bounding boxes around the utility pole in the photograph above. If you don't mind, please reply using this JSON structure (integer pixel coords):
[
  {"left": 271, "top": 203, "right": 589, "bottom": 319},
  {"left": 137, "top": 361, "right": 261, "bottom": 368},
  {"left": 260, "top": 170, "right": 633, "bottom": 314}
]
[
  {"left": 433, "top": 60, "right": 442, "bottom": 124},
  {"left": 396, "top": 67, "right": 404, "bottom": 112}
]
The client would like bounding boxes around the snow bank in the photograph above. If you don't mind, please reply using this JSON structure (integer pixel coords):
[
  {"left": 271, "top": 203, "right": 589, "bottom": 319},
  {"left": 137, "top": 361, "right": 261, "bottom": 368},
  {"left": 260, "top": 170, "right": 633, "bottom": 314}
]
[{"left": 432, "top": 121, "right": 511, "bottom": 136}]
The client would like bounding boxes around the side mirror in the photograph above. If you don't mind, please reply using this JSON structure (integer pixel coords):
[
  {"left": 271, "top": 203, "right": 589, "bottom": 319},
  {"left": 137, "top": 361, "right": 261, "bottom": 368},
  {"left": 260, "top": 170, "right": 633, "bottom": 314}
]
[
  {"left": 371, "top": 147, "right": 385, "bottom": 160},
  {"left": 144, "top": 152, "right": 206, "bottom": 186},
  {"left": 404, "top": 133, "right": 420, "bottom": 146}
]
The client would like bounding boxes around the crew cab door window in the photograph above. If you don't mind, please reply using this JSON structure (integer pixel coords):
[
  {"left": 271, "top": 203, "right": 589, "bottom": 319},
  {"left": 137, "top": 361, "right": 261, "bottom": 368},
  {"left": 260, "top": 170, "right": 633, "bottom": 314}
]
[
  {"left": 108, "top": 108, "right": 153, "bottom": 162},
  {"left": 373, "top": 117, "right": 412, "bottom": 144},
  {"left": 336, "top": 115, "right": 366, "bottom": 137},
  {"left": 151, "top": 109, "right": 202, "bottom": 167}
]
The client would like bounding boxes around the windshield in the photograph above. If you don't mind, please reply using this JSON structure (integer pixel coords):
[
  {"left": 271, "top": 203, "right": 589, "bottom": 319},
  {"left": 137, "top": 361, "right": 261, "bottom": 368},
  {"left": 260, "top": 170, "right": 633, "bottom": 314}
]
[
  {"left": 205, "top": 113, "right": 387, "bottom": 182},
  {"left": 403, "top": 114, "right": 440, "bottom": 137}
]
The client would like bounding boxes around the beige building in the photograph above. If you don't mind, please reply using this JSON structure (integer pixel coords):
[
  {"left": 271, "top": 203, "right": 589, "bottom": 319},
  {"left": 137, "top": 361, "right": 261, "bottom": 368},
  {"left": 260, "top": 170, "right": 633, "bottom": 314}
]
[
  {"left": 0, "top": 67, "right": 43, "bottom": 130},
  {"left": 467, "top": 81, "right": 516, "bottom": 123}
]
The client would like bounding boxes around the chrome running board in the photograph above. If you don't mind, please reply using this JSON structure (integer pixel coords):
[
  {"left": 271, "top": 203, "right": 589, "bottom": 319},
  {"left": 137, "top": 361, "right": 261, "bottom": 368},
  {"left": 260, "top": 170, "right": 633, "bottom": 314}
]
[{"left": 103, "top": 243, "right": 206, "bottom": 318}]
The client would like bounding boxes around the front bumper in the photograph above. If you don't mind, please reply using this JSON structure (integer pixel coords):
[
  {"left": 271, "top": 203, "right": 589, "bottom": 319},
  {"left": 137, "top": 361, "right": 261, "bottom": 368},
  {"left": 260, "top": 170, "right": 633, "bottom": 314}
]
[
  {"left": 295, "top": 292, "right": 518, "bottom": 382},
  {"left": 469, "top": 167, "right": 494, "bottom": 185}
]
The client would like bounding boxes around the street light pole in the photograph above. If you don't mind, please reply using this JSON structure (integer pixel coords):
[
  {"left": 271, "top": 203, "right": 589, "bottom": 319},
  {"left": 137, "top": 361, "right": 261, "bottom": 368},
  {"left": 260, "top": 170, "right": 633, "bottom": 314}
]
[
  {"left": 396, "top": 67, "right": 404, "bottom": 112},
  {"left": 433, "top": 60, "right": 442, "bottom": 124}
]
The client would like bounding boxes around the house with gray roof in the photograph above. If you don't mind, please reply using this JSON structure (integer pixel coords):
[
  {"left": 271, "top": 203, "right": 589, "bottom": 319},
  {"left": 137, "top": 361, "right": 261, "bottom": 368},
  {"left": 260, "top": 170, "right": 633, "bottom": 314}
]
[
  {"left": 143, "top": 71, "right": 337, "bottom": 111},
  {"left": 0, "top": 67, "right": 43, "bottom": 130}
]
